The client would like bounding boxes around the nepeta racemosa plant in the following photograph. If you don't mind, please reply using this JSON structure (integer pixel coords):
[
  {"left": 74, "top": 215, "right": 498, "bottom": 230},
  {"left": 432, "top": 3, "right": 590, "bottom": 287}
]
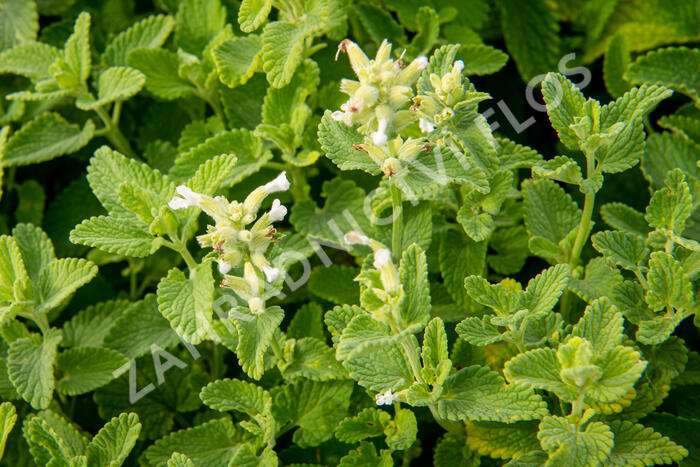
[{"left": 0, "top": 0, "right": 699, "bottom": 466}]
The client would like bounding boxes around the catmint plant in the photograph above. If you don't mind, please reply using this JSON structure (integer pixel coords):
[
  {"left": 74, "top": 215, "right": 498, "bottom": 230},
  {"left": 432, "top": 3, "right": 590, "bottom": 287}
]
[{"left": 0, "top": 0, "right": 698, "bottom": 466}]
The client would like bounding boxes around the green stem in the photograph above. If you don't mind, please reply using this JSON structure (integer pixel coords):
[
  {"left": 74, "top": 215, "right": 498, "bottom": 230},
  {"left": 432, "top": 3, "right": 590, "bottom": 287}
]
[
  {"left": 568, "top": 191, "right": 595, "bottom": 267},
  {"left": 94, "top": 106, "right": 140, "bottom": 160},
  {"left": 287, "top": 165, "right": 309, "bottom": 201},
  {"left": 128, "top": 259, "right": 138, "bottom": 300},
  {"left": 270, "top": 337, "right": 285, "bottom": 364},
  {"left": 571, "top": 391, "right": 586, "bottom": 420},
  {"left": 163, "top": 239, "right": 197, "bottom": 271},
  {"left": 391, "top": 183, "right": 403, "bottom": 260}
]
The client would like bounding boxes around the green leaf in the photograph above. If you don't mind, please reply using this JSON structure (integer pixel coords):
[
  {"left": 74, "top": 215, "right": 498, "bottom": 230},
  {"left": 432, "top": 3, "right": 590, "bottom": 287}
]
[
  {"left": 384, "top": 408, "right": 417, "bottom": 450},
  {"left": 495, "top": 0, "right": 560, "bottom": 81},
  {"left": 607, "top": 420, "right": 688, "bottom": 466},
  {"left": 532, "top": 155, "right": 583, "bottom": 186},
  {"left": 406, "top": 7, "right": 439, "bottom": 57},
  {"left": 456, "top": 317, "right": 504, "bottom": 346},
  {"left": 55, "top": 347, "right": 127, "bottom": 396},
  {"left": 104, "top": 295, "right": 180, "bottom": 359},
  {"left": 262, "top": 21, "right": 305, "bottom": 88},
  {"left": 439, "top": 229, "right": 487, "bottom": 312},
  {"left": 603, "top": 34, "right": 631, "bottom": 98},
  {"left": 626, "top": 47, "right": 700, "bottom": 102},
  {"left": 338, "top": 441, "right": 393, "bottom": 467},
  {"left": 642, "top": 132, "right": 700, "bottom": 190},
  {"left": 335, "top": 408, "right": 390, "bottom": 443},
  {"left": 0, "top": 402, "right": 16, "bottom": 459},
  {"left": 0, "top": 41, "right": 61, "bottom": 78},
  {"left": 128, "top": 49, "right": 195, "bottom": 100},
  {"left": 185, "top": 153, "right": 238, "bottom": 196},
  {"left": 62, "top": 299, "right": 127, "bottom": 348},
  {"left": 199, "top": 378, "right": 270, "bottom": 416},
  {"left": 422, "top": 318, "right": 449, "bottom": 379},
  {"left": 232, "top": 305, "right": 284, "bottom": 379},
  {"left": 290, "top": 178, "right": 373, "bottom": 245},
  {"left": 12, "top": 223, "right": 55, "bottom": 285},
  {"left": 170, "top": 129, "right": 267, "bottom": 186},
  {"left": 287, "top": 302, "right": 324, "bottom": 340},
  {"left": 87, "top": 146, "right": 173, "bottom": 218},
  {"left": 175, "top": 0, "right": 227, "bottom": 56},
  {"left": 646, "top": 251, "right": 693, "bottom": 312},
  {"left": 437, "top": 365, "right": 548, "bottom": 423},
  {"left": 600, "top": 203, "right": 649, "bottom": 237},
  {"left": 522, "top": 264, "right": 571, "bottom": 314},
  {"left": 167, "top": 453, "right": 195, "bottom": 467},
  {"left": 399, "top": 244, "right": 431, "bottom": 331},
  {"left": 465, "top": 421, "right": 540, "bottom": 460},
  {"left": 572, "top": 298, "right": 624, "bottom": 355},
  {"left": 459, "top": 44, "right": 508, "bottom": 76},
  {"left": 86, "top": 413, "right": 141, "bottom": 467},
  {"left": 144, "top": 418, "right": 244, "bottom": 467},
  {"left": 591, "top": 231, "right": 648, "bottom": 270},
  {"left": 76, "top": 66, "right": 145, "bottom": 110},
  {"left": 272, "top": 379, "right": 353, "bottom": 448},
  {"left": 541, "top": 73, "right": 586, "bottom": 150},
  {"left": 645, "top": 168, "right": 694, "bottom": 235},
  {"left": 353, "top": 4, "right": 405, "bottom": 47},
  {"left": 308, "top": 266, "right": 360, "bottom": 305},
  {"left": 0, "top": 234, "right": 27, "bottom": 307},
  {"left": 70, "top": 215, "right": 158, "bottom": 258},
  {"left": 281, "top": 337, "right": 347, "bottom": 382},
  {"left": 643, "top": 413, "right": 700, "bottom": 467},
  {"left": 23, "top": 409, "right": 89, "bottom": 464},
  {"left": 102, "top": 14, "right": 175, "bottom": 67},
  {"left": 7, "top": 329, "right": 62, "bottom": 409},
  {"left": 343, "top": 342, "right": 413, "bottom": 393},
  {"left": 522, "top": 179, "right": 580, "bottom": 264},
  {"left": 0, "top": 0, "right": 37, "bottom": 50},
  {"left": 457, "top": 208, "right": 494, "bottom": 242},
  {"left": 157, "top": 264, "right": 214, "bottom": 345},
  {"left": 36, "top": 258, "right": 97, "bottom": 314},
  {"left": 238, "top": 0, "right": 272, "bottom": 33},
  {"left": 50, "top": 12, "right": 91, "bottom": 89},
  {"left": 317, "top": 111, "right": 379, "bottom": 175},
  {"left": 504, "top": 348, "right": 576, "bottom": 401},
  {"left": 538, "top": 415, "right": 614, "bottom": 467},
  {"left": 213, "top": 35, "right": 262, "bottom": 88},
  {"left": 336, "top": 314, "right": 394, "bottom": 360},
  {"left": 4, "top": 112, "right": 94, "bottom": 166}
]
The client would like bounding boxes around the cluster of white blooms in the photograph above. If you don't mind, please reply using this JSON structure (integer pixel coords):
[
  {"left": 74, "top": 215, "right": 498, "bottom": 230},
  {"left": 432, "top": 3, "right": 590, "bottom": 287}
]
[
  {"left": 412, "top": 59, "right": 470, "bottom": 130},
  {"left": 169, "top": 172, "right": 290, "bottom": 312},
  {"left": 332, "top": 39, "right": 431, "bottom": 178}
]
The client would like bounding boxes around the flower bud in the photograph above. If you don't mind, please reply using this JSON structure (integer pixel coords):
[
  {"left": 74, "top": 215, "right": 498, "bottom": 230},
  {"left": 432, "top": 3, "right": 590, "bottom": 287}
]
[
  {"left": 371, "top": 117, "right": 388, "bottom": 146},
  {"left": 248, "top": 297, "right": 264, "bottom": 314},
  {"left": 344, "top": 231, "right": 371, "bottom": 246},
  {"left": 263, "top": 172, "right": 290, "bottom": 194},
  {"left": 419, "top": 118, "right": 435, "bottom": 133},
  {"left": 168, "top": 185, "right": 202, "bottom": 210},
  {"left": 267, "top": 199, "right": 287, "bottom": 223},
  {"left": 218, "top": 259, "right": 232, "bottom": 274},
  {"left": 374, "top": 248, "right": 399, "bottom": 293},
  {"left": 397, "top": 55, "right": 428, "bottom": 85}
]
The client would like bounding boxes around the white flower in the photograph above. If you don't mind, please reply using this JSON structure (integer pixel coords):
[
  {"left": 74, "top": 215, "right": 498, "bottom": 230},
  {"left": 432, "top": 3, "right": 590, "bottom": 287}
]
[
  {"left": 419, "top": 118, "right": 435, "bottom": 133},
  {"left": 263, "top": 266, "right": 280, "bottom": 282},
  {"left": 373, "top": 248, "right": 392, "bottom": 269},
  {"left": 453, "top": 60, "right": 464, "bottom": 74},
  {"left": 331, "top": 111, "right": 345, "bottom": 122},
  {"left": 263, "top": 172, "right": 290, "bottom": 194},
  {"left": 375, "top": 389, "right": 397, "bottom": 406},
  {"left": 218, "top": 259, "right": 232, "bottom": 275},
  {"left": 370, "top": 117, "right": 388, "bottom": 146},
  {"left": 414, "top": 56, "right": 428, "bottom": 70},
  {"left": 168, "top": 185, "right": 202, "bottom": 210},
  {"left": 267, "top": 199, "right": 287, "bottom": 223},
  {"left": 344, "top": 231, "right": 371, "bottom": 245}
]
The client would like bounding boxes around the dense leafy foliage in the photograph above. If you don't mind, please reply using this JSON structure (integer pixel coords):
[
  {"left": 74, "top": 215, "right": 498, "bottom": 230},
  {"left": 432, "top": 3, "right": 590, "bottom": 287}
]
[{"left": 0, "top": 0, "right": 699, "bottom": 465}]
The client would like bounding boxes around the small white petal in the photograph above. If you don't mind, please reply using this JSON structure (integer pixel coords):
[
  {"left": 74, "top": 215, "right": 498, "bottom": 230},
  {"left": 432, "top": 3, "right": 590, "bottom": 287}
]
[
  {"left": 218, "top": 260, "right": 232, "bottom": 274},
  {"left": 371, "top": 131, "right": 387, "bottom": 146},
  {"left": 168, "top": 197, "right": 190, "bottom": 210},
  {"left": 373, "top": 248, "right": 392, "bottom": 269},
  {"left": 263, "top": 266, "right": 280, "bottom": 282},
  {"left": 414, "top": 56, "right": 428, "bottom": 69},
  {"left": 331, "top": 111, "right": 345, "bottom": 122},
  {"left": 268, "top": 199, "right": 287, "bottom": 223},
  {"left": 419, "top": 118, "right": 435, "bottom": 133},
  {"left": 344, "top": 231, "right": 371, "bottom": 245},
  {"left": 453, "top": 60, "right": 464, "bottom": 73},
  {"left": 263, "top": 172, "right": 290, "bottom": 194}
]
